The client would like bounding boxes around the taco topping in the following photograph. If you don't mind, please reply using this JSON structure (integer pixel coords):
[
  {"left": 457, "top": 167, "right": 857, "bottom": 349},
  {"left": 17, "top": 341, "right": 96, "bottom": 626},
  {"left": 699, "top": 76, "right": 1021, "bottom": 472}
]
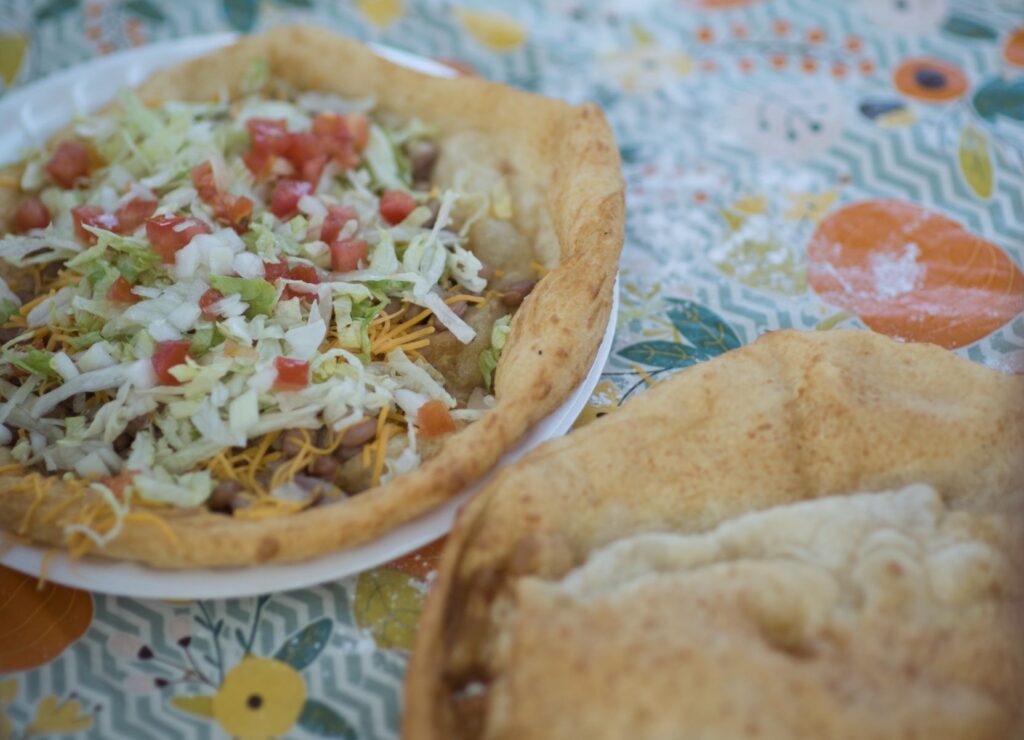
[{"left": 0, "top": 64, "right": 519, "bottom": 544}]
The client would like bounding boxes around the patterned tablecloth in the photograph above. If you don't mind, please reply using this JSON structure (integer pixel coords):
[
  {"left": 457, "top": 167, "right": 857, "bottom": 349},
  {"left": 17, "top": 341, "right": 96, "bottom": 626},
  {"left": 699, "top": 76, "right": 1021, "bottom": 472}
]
[{"left": 1, "top": 0, "right": 1023, "bottom": 737}]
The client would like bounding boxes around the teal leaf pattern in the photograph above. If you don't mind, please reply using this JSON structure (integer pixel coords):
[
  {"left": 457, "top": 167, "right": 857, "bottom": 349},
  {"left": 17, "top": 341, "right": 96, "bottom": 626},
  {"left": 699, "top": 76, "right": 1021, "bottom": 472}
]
[
  {"left": 941, "top": 15, "right": 997, "bottom": 40},
  {"left": 297, "top": 699, "right": 357, "bottom": 739},
  {"left": 664, "top": 299, "right": 741, "bottom": 356},
  {"left": 273, "top": 618, "right": 332, "bottom": 670},
  {"left": 35, "top": 0, "right": 80, "bottom": 21},
  {"left": 122, "top": 0, "right": 167, "bottom": 20},
  {"left": 618, "top": 340, "right": 712, "bottom": 368},
  {"left": 973, "top": 78, "right": 1024, "bottom": 123},
  {"left": 222, "top": 0, "right": 260, "bottom": 32},
  {"left": 273, "top": 0, "right": 313, "bottom": 6}
]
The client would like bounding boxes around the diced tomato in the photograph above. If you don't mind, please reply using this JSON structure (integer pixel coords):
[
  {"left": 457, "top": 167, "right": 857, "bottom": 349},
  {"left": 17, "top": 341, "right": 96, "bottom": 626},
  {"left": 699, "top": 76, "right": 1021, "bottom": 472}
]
[
  {"left": 246, "top": 118, "right": 290, "bottom": 155},
  {"left": 106, "top": 276, "right": 140, "bottom": 304},
  {"left": 72, "top": 205, "right": 119, "bottom": 243},
  {"left": 285, "top": 133, "right": 331, "bottom": 184},
  {"left": 262, "top": 260, "right": 289, "bottom": 282},
  {"left": 12, "top": 198, "right": 51, "bottom": 232},
  {"left": 270, "top": 179, "right": 313, "bottom": 219},
  {"left": 286, "top": 132, "right": 321, "bottom": 169},
  {"left": 191, "top": 161, "right": 219, "bottom": 202},
  {"left": 191, "top": 161, "right": 252, "bottom": 233},
  {"left": 45, "top": 140, "right": 92, "bottom": 189},
  {"left": 319, "top": 205, "right": 359, "bottom": 243},
  {"left": 330, "top": 237, "right": 369, "bottom": 273},
  {"left": 288, "top": 264, "right": 320, "bottom": 284},
  {"left": 114, "top": 198, "right": 158, "bottom": 234},
  {"left": 310, "top": 112, "right": 361, "bottom": 167},
  {"left": 346, "top": 113, "right": 370, "bottom": 152},
  {"left": 199, "top": 288, "right": 224, "bottom": 321},
  {"left": 281, "top": 263, "right": 320, "bottom": 302},
  {"left": 151, "top": 340, "right": 192, "bottom": 386},
  {"left": 222, "top": 195, "right": 253, "bottom": 233},
  {"left": 311, "top": 112, "right": 347, "bottom": 138},
  {"left": 100, "top": 470, "right": 136, "bottom": 500},
  {"left": 243, "top": 148, "right": 277, "bottom": 181},
  {"left": 273, "top": 356, "right": 310, "bottom": 391},
  {"left": 417, "top": 399, "right": 456, "bottom": 438},
  {"left": 310, "top": 113, "right": 355, "bottom": 165},
  {"left": 145, "top": 215, "right": 211, "bottom": 263},
  {"left": 300, "top": 154, "right": 328, "bottom": 185},
  {"left": 379, "top": 190, "right": 417, "bottom": 225}
]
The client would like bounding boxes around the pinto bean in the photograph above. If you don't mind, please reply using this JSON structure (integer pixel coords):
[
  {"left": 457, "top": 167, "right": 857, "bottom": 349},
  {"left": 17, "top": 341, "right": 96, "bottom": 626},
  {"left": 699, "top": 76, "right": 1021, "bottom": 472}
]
[
  {"left": 309, "top": 453, "right": 339, "bottom": 479},
  {"left": 408, "top": 140, "right": 440, "bottom": 186},
  {"left": 334, "top": 444, "right": 364, "bottom": 463},
  {"left": 478, "top": 263, "right": 496, "bottom": 283},
  {"left": 277, "top": 428, "right": 310, "bottom": 456},
  {"left": 339, "top": 418, "right": 376, "bottom": 447},
  {"left": 208, "top": 480, "right": 243, "bottom": 513},
  {"left": 500, "top": 279, "right": 538, "bottom": 307}
]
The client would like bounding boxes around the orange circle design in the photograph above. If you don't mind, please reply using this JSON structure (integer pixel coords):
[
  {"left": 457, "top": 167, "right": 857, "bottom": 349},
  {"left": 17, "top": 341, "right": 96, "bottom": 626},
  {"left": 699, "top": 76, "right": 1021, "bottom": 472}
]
[
  {"left": 1004, "top": 28, "right": 1024, "bottom": 68},
  {"left": 807, "top": 200, "right": 1024, "bottom": 349},
  {"left": 0, "top": 566, "right": 94, "bottom": 671},
  {"left": 893, "top": 57, "right": 968, "bottom": 101}
]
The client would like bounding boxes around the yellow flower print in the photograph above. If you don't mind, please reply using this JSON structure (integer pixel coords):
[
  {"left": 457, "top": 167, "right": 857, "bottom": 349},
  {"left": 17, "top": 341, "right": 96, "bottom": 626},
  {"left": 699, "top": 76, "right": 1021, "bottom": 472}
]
[
  {"left": 357, "top": 0, "right": 404, "bottom": 28},
  {"left": 0, "top": 34, "right": 28, "bottom": 87},
  {"left": 455, "top": 8, "right": 527, "bottom": 52},
  {"left": 25, "top": 694, "right": 92, "bottom": 736},
  {"left": 572, "top": 380, "right": 620, "bottom": 429},
  {"left": 212, "top": 657, "right": 307, "bottom": 740},
  {"left": 783, "top": 190, "right": 839, "bottom": 223},
  {"left": 601, "top": 46, "right": 694, "bottom": 94},
  {"left": 0, "top": 677, "right": 15, "bottom": 740}
]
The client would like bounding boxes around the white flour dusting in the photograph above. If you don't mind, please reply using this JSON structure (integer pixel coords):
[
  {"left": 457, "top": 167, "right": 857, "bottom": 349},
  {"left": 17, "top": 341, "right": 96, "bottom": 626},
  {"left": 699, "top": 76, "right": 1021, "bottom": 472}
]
[{"left": 871, "top": 242, "right": 924, "bottom": 299}]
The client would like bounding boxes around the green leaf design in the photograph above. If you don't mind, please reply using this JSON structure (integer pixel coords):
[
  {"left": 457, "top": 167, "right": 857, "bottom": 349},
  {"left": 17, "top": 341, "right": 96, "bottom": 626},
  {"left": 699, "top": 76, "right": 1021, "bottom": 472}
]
[
  {"left": 354, "top": 569, "right": 426, "bottom": 650},
  {"left": 122, "top": 0, "right": 166, "bottom": 20},
  {"left": 297, "top": 699, "right": 357, "bottom": 739},
  {"left": 222, "top": 0, "right": 259, "bottom": 32},
  {"left": 958, "top": 125, "right": 993, "bottom": 199},
  {"left": 273, "top": 618, "right": 332, "bottom": 670},
  {"left": 617, "top": 341, "right": 710, "bottom": 369},
  {"left": 34, "top": 0, "right": 80, "bottom": 21},
  {"left": 169, "top": 695, "right": 214, "bottom": 719},
  {"left": 941, "top": 15, "right": 997, "bottom": 40},
  {"left": 973, "top": 78, "right": 1024, "bottom": 123},
  {"left": 664, "top": 299, "right": 741, "bottom": 355}
]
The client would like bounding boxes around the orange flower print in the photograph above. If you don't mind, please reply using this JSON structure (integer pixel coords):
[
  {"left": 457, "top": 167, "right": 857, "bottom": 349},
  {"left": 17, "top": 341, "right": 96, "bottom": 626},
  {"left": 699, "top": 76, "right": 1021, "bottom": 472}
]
[
  {"left": 1004, "top": 28, "right": 1024, "bottom": 68},
  {"left": 807, "top": 200, "right": 1024, "bottom": 349},
  {"left": 893, "top": 58, "right": 968, "bottom": 102},
  {"left": 0, "top": 566, "right": 93, "bottom": 671}
]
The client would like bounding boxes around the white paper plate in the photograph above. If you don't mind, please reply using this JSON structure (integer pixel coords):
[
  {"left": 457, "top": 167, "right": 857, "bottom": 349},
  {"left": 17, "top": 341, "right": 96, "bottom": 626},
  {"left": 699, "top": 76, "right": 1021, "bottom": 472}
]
[{"left": 0, "top": 34, "right": 619, "bottom": 599}]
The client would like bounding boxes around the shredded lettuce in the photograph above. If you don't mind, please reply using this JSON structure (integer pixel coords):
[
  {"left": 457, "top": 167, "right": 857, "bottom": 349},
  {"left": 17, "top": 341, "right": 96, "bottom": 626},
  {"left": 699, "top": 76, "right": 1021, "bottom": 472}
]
[
  {"left": 479, "top": 314, "right": 512, "bottom": 390},
  {"left": 7, "top": 348, "right": 57, "bottom": 379},
  {"left": 209, "top": 275, "right": 276, "bottom": 317}
]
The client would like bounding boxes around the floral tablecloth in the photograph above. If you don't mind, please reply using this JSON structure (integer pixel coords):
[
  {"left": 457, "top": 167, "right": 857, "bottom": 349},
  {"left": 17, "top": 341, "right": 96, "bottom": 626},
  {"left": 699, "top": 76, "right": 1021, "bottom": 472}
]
[{"left": 1, "top": 0, "right": 1023, "bottom": 737}]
